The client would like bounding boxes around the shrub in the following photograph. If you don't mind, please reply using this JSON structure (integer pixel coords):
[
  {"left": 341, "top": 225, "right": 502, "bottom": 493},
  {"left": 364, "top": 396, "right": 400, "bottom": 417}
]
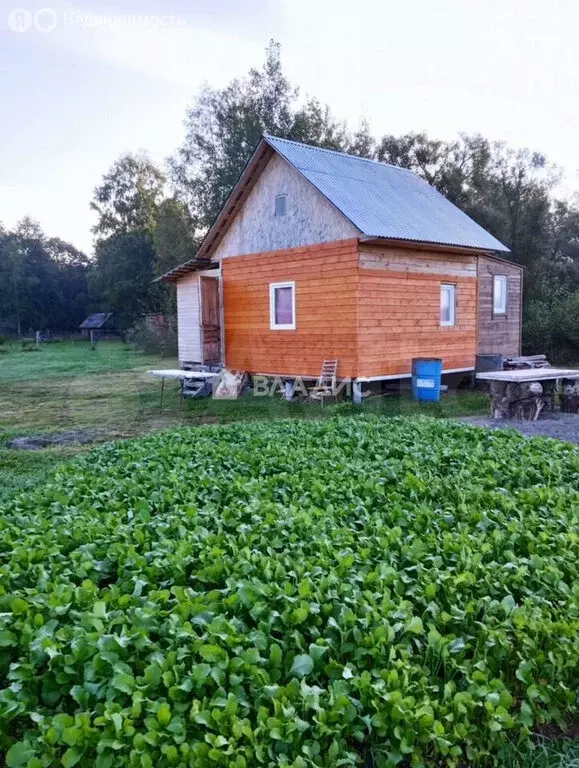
[
  {"left": 126, "top": 318, "right": 177, "bottom": 357},
  {"left": 0, "top": 417, "right": 578, "bottom": 767},
  {"left": 523, "top": 289, "right": 579, "bottom": 363}
]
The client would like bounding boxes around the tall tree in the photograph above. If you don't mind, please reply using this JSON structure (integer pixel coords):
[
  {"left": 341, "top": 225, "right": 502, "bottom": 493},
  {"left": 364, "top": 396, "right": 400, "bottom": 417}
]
[
  {"left": 290, "top": 98, "right": 349, "bottom": 152},
  {"left": 91, "top": 230, "right": 161, "bottom": 329},
  {"left": 152, "top": 198, "right": 198, "bottom": 276},
  {"left": 346, "top": 119, "right": 376, "bottom": 159},
  {"left": 170, "top": 41, "right": 295, "bottom": 229},
  {"left": 91, "top": 152, "right": 166, "bottom": 239},
  {"left": 169, "top": 40, "right": 352, "bottom": 229},
  {"left": 0, "top": 218, "right": 91, "bottom": 334},
  {"left": 152, "top": 198, "right": 199, "bottom": 317}
]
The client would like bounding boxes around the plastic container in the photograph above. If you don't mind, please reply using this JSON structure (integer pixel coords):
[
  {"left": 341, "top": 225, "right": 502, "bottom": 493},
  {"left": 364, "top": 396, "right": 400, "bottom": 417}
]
[
  {"left": 475, "top": 354, "right": 503, "bottom": 372},
  {"left": 412, "top": 358, "right": 443, "bottom": 402}
]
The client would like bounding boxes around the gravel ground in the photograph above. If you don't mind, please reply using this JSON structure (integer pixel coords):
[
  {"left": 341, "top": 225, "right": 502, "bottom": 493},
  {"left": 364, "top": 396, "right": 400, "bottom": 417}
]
[{"left": 462, "top": 412, "right": 579, "bottom": 445}]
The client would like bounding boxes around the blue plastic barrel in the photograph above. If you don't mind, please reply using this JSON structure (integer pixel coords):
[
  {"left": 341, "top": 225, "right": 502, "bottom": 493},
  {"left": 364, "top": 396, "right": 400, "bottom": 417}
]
[{"left": 412, "top": 358, "right": 442, "bottom": 402}]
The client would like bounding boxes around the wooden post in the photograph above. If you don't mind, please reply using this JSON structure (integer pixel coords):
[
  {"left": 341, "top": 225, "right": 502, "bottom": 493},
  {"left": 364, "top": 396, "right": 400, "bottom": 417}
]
[
  {"left": 284, "top": 380, "right": 295, "bottom": 401},
  {"left": 35, "top": 331, "right": 40, "bottom": 349},
  {"left": 353, "top": 380, "right": 363, "bottom": 406},
  {"left": 90, "top": 330, "right": 95, "bottom": 350}
]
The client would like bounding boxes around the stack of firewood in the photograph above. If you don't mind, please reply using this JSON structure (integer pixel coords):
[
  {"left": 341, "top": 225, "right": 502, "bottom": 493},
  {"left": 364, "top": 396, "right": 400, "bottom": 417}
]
[
  {"left": 489, "top": 381, "right": 550, "bottom": 420},
  {"left": 561, "top": 379, "right": 579, "bottom": 413}
]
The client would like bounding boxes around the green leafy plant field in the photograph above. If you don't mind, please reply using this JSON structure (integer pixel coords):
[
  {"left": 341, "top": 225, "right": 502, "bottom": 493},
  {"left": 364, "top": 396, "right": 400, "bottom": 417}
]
[{"left": 0, "top": 417, "right": 578, "bottom": 767}]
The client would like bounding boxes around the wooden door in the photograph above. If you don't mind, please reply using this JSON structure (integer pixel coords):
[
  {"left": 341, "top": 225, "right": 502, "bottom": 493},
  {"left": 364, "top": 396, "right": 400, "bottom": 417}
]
[{"left": 200, "top": 277, "right": 221, "bottom": 364}]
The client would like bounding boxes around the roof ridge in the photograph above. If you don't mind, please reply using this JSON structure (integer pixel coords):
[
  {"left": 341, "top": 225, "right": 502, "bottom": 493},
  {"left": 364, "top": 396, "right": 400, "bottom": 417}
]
[{"left": 263, "top": 133, "right": 413, "bottom": 174}]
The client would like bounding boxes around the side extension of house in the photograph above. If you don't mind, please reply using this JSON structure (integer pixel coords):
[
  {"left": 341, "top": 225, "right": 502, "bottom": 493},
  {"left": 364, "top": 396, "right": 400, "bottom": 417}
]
[{"left": 222, "top": 238, "right": 521, "bottom": 379}]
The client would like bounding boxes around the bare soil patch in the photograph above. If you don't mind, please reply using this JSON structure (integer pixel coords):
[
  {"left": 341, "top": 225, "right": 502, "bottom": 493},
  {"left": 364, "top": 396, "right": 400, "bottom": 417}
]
[{"left": 6, "top": 429, "right": 103, "bottom": 450}]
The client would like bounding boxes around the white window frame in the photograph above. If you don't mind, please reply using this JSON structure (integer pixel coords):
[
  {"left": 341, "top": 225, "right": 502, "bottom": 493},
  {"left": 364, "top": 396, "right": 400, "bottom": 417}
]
[
  {"left": 440, "top": 283, "right": 456, "bottom": 327},
  {"left": 269, "top": 281, "right": 296, "bottom": 330},
  {"left": 493, "top": 275, "right": 507, "bottom": 315}
]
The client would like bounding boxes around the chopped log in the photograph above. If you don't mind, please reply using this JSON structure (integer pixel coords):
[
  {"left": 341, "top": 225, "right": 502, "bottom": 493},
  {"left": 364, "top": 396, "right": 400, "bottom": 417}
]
[
  {"left": 561, "top": 378, "right": 579, "bottom": 413},
  {"left": 490, "top": 381, "right": 510, "bottom": 419},
  {"left": 514, "top": 382, "right": 544, "bottom": 420},
  {"left": 489, "top": 380, "right": 546, "bottom": 420}
]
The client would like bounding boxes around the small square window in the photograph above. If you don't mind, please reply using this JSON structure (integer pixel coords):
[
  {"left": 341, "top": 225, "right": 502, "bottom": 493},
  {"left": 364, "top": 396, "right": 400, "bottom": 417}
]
[
  {"left": 493, "top": 275, "right": 507, "bottom": 315},
  {"left": 270, "top": 281, "right": 295, "bottom": 330},
  {"left": 275, "top": 194, "right": 287, "bottom": 217},
  {"left": 441, "top": 284, "right": 456, "bottom": 326}
]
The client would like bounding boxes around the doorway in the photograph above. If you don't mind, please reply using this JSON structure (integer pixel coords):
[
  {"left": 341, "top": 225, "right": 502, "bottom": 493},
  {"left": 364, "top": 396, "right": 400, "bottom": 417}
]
[{"left": 200, "top": 276, "right": 221, "bottom": 365}]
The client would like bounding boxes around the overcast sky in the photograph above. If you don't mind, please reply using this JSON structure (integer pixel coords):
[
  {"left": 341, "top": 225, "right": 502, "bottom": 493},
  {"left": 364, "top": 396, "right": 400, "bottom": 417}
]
[{"left": 1, "top": 0, "right": 578, "bottom": 255}]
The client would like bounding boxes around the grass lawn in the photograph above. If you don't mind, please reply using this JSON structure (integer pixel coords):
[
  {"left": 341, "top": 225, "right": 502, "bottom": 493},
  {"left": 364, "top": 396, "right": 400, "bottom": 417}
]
[{"left": 0, "top": 339, "right": 488, "bottom": 502}]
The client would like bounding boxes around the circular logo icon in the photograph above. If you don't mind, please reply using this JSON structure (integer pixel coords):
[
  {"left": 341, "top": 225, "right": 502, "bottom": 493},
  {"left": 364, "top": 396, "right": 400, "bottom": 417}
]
[
  {"left": 7, "top": 7, "right": 33, "bottom": 32},
  {"left": 34, "top": 7, "right": 57, "bottom": 32}
]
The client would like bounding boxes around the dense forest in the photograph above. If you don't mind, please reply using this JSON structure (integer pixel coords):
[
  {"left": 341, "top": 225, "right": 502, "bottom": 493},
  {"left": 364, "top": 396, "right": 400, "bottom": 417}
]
[{"left": 1, "top": 42, "right": 578, "bottom": 359}]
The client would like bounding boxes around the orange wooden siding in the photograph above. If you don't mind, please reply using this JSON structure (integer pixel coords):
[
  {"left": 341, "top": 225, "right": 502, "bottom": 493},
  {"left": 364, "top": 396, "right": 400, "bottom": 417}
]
[
  {"left": 358, "top": 245, "right": 477, "bottom": 376},
  {"left": 222, "top": 239, "right": 359, "bottom": 377},
  {"left": 357, "top": 268, "right": 477, "bottom": 376},
  {"left": 222, "top": 239, "right": 479, "bottom": 379}
]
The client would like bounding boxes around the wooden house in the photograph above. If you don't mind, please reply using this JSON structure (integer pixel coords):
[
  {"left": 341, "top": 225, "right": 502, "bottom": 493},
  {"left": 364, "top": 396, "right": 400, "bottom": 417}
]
[{"left": 160, "top": 136, "right": 522, "bottom": 390}]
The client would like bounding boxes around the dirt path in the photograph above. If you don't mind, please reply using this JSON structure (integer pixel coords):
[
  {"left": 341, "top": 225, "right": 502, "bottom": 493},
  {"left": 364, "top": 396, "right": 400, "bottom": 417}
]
[{"left": 462, "top": 412, "right": 579, "bottom": 445}]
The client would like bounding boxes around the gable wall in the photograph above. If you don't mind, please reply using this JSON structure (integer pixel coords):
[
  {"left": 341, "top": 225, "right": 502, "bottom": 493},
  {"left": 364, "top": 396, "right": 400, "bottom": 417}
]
[{"left": 212, "top": 153, "right": 359, "bottom": 260}]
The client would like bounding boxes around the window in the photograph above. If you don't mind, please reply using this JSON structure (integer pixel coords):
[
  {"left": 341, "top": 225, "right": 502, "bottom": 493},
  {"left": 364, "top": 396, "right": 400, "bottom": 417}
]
[
  {"left": 440, "top": 284, "right": 456, "bottom": 326},
  {"left": 270, "top": 281, "right": 295, "bottom": 330},
  {"left": 493, "top": 275, "right": 507, "bottom": 315},
  {"left": 274, "top": 194, "right": 287, "bottom": 217}
]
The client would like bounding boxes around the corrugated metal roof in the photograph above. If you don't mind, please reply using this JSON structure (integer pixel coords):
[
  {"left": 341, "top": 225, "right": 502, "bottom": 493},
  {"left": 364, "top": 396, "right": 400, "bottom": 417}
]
[
  {"left": 264, "top": 135, "right": 509, "bottom": 253},
  {"left": 155, "top": 258, "right": 218, "bottom": 283},
  {"left": 79, "top": 312, "right": 113, "bottom": 330}
]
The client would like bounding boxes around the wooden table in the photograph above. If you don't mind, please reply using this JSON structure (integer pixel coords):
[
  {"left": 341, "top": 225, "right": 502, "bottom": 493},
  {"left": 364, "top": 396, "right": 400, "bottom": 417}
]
[
  {"left": 148, "top": 369, "right": 220, "bottom": 408},
  {"left": 476, "top": 368, "right": 579, "bottom": 419}
]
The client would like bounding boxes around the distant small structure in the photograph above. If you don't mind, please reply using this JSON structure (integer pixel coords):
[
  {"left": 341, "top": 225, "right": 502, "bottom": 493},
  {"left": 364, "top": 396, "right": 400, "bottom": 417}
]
[
  {"left": 144, "top": 313, "right": 169, "bottom": 331},
  {"left": 79, "top": 312, "right": 115, "bottom": 340}
]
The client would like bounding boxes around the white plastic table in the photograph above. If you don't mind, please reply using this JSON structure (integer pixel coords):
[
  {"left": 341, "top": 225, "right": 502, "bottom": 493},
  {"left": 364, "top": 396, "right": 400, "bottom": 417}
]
[{"left": 148, "top": 369, "right": 220, "bottom": 408}]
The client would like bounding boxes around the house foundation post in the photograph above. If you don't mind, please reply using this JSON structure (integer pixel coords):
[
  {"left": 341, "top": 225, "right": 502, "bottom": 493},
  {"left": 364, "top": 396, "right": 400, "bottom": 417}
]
[{"left": 353, "top": 379, "right": 363, "bottom": 405}]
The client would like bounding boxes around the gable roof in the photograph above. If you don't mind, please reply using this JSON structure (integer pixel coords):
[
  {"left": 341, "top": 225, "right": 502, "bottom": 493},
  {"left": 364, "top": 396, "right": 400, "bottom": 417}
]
[
  {"left": 79, "top": 312, "right": 113, "bottom": 330},
  {"left": 266, "top": 135, "right": 508, "bottom": 253},
  {"left": 159, "top": 135, "right": 508, "bottom": 281}
]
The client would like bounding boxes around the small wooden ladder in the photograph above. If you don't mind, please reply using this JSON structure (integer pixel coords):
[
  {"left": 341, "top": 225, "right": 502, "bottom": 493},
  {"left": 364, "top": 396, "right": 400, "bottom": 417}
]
[{"left": 309, "top": 360, "right": 338, "bottom": 407}]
